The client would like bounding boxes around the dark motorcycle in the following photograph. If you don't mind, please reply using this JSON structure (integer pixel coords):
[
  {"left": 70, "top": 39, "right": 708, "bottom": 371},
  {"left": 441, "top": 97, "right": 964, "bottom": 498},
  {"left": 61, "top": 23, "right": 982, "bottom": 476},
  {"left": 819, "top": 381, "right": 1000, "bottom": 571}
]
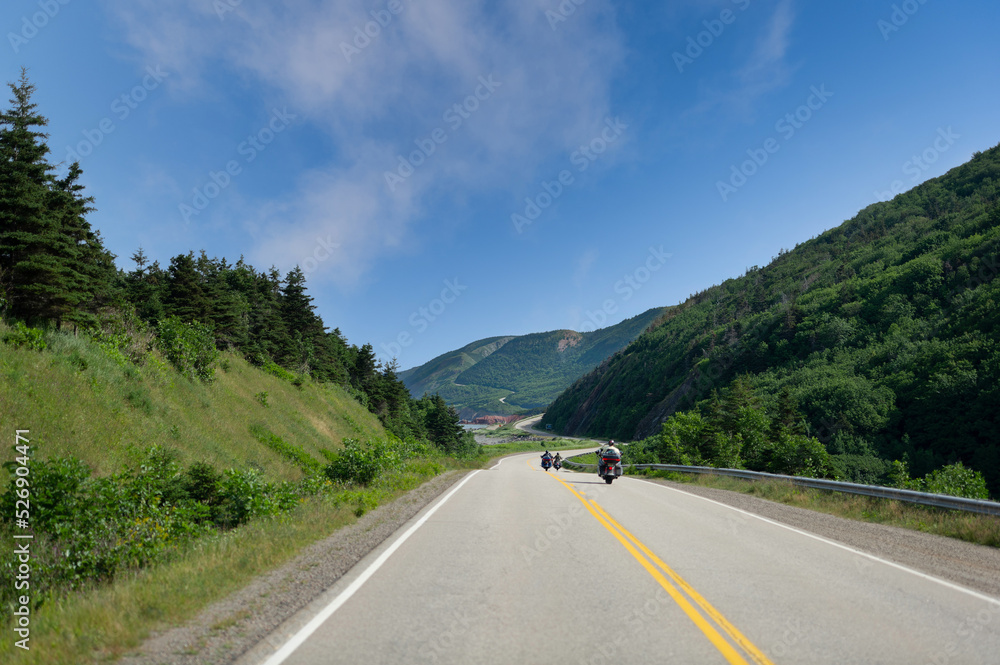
[
  {"left": 553, "top": 458, "right": 562, "bottom": 471},
  {"left": 541, "top": 456, "right": 553, "bottom": 471},
  {"left": 599, "top": 452, "right": 622, "bottom": 484}
]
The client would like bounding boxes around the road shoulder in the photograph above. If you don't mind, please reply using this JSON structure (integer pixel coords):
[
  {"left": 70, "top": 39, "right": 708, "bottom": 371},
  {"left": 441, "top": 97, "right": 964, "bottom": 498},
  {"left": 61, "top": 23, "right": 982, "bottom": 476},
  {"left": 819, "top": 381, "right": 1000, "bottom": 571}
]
[
  {"left": 118, "top": 470, "right": 468, "bottom": 665},
  {"left": 642, "top": 478, "right": 1000, "bottom": 600}
]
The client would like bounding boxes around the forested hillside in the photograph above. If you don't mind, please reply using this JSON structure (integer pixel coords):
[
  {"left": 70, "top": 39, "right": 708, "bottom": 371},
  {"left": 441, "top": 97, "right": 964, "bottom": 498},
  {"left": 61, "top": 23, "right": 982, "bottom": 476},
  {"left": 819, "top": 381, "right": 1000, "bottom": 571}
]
[
  {"left": 400, "top": 307, "right": 666, "bottom": 417},
  {"left": 0, "top": 71, "right": 472, "bottom": 454},
  {"left": 544, "top": 143, "right": 1000, "bottom": 495}
]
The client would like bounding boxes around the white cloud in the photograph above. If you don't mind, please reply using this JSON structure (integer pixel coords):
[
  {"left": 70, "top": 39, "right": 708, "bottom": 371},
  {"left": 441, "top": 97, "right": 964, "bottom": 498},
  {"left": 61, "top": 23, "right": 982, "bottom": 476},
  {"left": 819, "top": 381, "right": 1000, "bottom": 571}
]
[{"left": 103, "top": 0, "right": 627, "bottom": 287}]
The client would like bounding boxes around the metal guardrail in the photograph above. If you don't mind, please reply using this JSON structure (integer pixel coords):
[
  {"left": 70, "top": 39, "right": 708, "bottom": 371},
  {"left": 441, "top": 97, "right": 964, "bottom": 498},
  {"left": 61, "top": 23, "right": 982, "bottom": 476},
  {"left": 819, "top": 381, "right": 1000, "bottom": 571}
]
[{"left": 562, "top": 455, "right": 1000, "bottom": 517}]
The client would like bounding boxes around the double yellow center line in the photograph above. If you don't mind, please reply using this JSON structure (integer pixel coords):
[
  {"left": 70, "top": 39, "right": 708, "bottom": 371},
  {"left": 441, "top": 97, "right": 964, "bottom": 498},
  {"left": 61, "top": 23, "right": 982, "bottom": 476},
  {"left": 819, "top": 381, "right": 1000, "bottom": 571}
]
[{"left": 547, "top": 469, "right": 774, "bottom": 665}]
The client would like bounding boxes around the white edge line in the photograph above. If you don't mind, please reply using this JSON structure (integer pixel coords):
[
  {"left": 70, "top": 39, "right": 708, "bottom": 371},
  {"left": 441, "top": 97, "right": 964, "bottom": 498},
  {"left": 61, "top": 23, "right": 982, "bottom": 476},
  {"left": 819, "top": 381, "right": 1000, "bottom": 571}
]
[
  {"left": 635, "top": 478, "right": 1000, "bottom": 607},
  {"left": 260, "top": 470, "right": 481, "bottom": 665},
  {"left": 490, "top": 458, "right": 503, "bottom": 470}
]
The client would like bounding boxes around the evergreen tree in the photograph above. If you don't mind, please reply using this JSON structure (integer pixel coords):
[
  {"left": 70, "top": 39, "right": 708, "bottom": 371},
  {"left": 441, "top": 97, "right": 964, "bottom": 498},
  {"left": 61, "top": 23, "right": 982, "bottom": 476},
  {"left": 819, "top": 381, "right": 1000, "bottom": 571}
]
[
  {"left": 0, "top": 70, "right": 60, "bottom": 324},
  {"left": 0, "top": 71, "right": 113, "bottom": 327},
  {"left": 123, "top": 247, "right": 166, "bottom": 323},
  {"left": 164, "top": 252, "right": 211, "bottom": 324}
]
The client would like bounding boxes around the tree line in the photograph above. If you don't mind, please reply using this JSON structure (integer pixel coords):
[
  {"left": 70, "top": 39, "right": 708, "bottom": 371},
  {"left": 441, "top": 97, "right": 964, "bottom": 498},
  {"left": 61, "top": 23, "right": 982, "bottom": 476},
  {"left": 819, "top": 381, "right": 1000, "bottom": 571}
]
[{"left": 0, "top": 70, "right": 473, "bottom": 456}]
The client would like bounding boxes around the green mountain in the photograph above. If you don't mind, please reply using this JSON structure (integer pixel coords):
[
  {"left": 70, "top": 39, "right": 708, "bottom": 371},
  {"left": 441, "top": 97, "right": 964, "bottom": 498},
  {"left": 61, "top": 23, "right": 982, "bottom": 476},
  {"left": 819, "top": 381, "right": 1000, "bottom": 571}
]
[
  {"left": 543, "top": 143, "right": 1000, "bottom": 495},
  {"left": 399, "top": 307, "right": 668, "bottom": 418}
]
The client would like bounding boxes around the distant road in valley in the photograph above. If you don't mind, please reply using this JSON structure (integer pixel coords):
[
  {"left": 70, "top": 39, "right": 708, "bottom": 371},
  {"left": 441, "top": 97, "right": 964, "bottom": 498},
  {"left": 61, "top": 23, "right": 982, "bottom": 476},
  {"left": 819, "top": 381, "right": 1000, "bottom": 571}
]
[{"left": 513, "top": 413, "right": 585, "bottom": 440}]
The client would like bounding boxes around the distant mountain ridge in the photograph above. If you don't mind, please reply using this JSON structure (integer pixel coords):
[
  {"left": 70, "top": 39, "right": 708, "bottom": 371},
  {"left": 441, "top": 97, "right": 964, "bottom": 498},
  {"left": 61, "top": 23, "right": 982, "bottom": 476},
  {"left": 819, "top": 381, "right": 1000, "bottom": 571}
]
[{"left": 399, "top": 307, "right": 668, "bottom": 418}]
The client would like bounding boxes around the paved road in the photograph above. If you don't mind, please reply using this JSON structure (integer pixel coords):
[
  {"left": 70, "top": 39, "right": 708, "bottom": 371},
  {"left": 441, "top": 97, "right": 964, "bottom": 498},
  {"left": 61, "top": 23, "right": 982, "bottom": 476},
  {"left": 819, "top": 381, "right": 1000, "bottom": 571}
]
[
  {"left": 514, "top": 414, "right": 583, "bottom": 439},
  {"left": 244, "top": 451, "right": 1000, "bottom": 664}
]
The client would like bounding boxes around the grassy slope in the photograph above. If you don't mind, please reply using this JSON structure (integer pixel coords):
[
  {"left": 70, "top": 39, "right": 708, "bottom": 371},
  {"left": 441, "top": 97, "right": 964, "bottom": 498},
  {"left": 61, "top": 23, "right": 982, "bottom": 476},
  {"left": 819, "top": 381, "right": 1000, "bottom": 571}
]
[
  {"left": 0, "top": 324, "right": 384, "bottom": 481},
  {"left": 0, "top": 327, "right": 432, "bottom": 664}
]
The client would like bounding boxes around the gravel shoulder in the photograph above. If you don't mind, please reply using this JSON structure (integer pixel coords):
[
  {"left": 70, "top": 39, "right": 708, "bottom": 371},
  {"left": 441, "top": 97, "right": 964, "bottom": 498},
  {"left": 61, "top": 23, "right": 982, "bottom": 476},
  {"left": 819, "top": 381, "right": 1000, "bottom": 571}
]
[
  {"left": 641, "top": 477, "right": 1000, "bottom": 600},
  {"left": 118, "top": 470, "right": 467, "bottom": 665}
]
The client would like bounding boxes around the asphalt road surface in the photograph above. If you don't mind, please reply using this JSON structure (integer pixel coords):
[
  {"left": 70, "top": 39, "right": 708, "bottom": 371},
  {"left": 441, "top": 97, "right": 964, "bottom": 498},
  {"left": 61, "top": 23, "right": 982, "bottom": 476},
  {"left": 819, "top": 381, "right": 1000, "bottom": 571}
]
[{"left": 242, "top": 451, "right": 1000, "bottom": 664}]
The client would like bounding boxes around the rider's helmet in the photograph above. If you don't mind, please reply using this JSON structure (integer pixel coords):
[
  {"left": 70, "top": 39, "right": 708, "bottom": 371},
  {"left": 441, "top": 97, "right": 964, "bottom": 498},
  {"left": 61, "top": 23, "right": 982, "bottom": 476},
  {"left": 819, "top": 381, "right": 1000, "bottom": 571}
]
[{"left": 609, "top": 440, "right": 615, "bottom": 445}]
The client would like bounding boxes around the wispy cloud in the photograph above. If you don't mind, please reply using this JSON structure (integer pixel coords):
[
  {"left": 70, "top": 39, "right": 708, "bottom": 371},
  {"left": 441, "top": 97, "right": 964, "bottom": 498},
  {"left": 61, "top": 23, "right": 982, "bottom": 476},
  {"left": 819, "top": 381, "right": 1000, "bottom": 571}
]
[
  {"left": 573, "top": 248, "right": 600, "bottom": 288},
  {"left": 681, "top": 0, "right": 797, "bottom": 120},
  {"left": 736, "top": 0, "right": 795, "bottom": 97},
  {"left": 103, "top": 0, "right": 627, "bottom": 287}
]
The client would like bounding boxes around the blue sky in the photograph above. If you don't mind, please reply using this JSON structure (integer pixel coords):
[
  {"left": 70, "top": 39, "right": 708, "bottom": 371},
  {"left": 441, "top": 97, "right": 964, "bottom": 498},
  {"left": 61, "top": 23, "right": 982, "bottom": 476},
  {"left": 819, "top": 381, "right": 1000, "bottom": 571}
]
[{"left": 4, "top": 0, "right": 999, "bottom": 370}]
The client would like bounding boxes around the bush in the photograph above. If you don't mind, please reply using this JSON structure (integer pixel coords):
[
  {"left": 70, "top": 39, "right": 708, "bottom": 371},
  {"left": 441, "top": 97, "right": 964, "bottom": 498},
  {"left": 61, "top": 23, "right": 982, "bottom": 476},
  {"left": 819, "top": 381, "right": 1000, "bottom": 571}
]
[
  {"left": 0, "top": 443, "right": 346, "bottom": 623},
  {"left": 1, "top": 321, "right": 46, "bottom": 351},
  {"left": 763, "top": 433, "right": 834, "bottom": 478},
  {"left": 262, "top": 360, "right": 297, "bottom": 383},
  {"left": 92, "top": 306, "right": 155, "bottom": 366},
  {"left": 324, "top": 437, "right": 409, "bottom": 485},
  {"left": 215, "top": 468, "right": 280, "bottom": 527},
  {"left": 888, "top": 459, "right": 988, "bottom": 499},
  {"left": 923, "top": 462, "right": 989, "bottom": 499},
  {"left": 156, "top": 316, "right": 219, "bottom": 381}
]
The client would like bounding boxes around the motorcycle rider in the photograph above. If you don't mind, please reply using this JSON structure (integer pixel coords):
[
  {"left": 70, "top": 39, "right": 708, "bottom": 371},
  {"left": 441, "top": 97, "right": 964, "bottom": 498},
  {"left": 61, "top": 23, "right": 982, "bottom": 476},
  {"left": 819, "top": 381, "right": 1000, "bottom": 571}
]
[
  {"left": 553, "top": 452, "right": 562, "bottom": 466},
  {"left": 596, "top": 440, "right": 621, "bottom": 476},
  {"left": 541, "top": 450, "right": 553, "bottom": 467}
]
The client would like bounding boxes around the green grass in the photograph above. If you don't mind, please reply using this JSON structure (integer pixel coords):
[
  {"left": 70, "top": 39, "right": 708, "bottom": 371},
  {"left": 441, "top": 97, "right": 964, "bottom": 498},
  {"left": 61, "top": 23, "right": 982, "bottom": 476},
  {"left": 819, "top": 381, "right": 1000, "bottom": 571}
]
[
  {"left": 0, "top": 323, "right": 444, "bottom": 662},
  {"left": 635, "top": 470, "right": 1000, "bottom": 548},
  {"left": 0, "top": 460, "right": 458, "bottom": 665},
  {"left": 0, "top": 325, "right": 382, "bottom": 483}
]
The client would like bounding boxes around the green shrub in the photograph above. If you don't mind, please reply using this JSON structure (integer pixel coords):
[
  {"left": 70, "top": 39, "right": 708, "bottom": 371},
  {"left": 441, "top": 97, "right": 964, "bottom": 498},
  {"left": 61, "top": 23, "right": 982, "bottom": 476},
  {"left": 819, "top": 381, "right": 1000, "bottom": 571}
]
[
  {"left": 248, "top": 425, "right": 323, "bottom": 474},
  {"left": 323, "top": 437, "right": 409, "bottom": 485},
  {"left": 1, "top": 321, "right": 46, "bottom": 351},
  {"left": 156, "top": 316, "right": 219, "bottom": 381},
  {"left": 262, "top": 360, "right": 297, "bottom": 383},
  {"left": 215, "top": 468, "right": 279, "bottom": 527}
]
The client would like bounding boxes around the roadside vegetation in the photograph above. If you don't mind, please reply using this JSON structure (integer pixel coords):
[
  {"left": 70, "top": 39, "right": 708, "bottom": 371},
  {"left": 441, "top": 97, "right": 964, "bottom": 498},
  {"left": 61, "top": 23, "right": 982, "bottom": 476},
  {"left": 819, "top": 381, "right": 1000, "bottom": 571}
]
[
  {"left": 0, "top": 72, "right": 486, "bottom": 663},
  {"left": 544, "top": 144, "right": 1000, "bottom": 498},
  {"left": 634, "top": 470, "right": 1000, "bottom": 549},
  {"left": 0, "top": 456, "right": 470, "bottom": 665}
]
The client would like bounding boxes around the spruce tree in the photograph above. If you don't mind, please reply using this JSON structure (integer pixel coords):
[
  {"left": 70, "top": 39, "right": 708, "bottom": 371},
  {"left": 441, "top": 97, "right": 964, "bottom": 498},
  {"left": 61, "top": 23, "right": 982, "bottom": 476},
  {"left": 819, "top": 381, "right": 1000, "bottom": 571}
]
[
  {"left": 0, "top": 69, "right": 58, "bottom": 323},
  {"left": 164, "top": 252, "right": 211, "bottom": 324},
  {"left": 0, "top": 71, "right": 114, "bottom": 326}
]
